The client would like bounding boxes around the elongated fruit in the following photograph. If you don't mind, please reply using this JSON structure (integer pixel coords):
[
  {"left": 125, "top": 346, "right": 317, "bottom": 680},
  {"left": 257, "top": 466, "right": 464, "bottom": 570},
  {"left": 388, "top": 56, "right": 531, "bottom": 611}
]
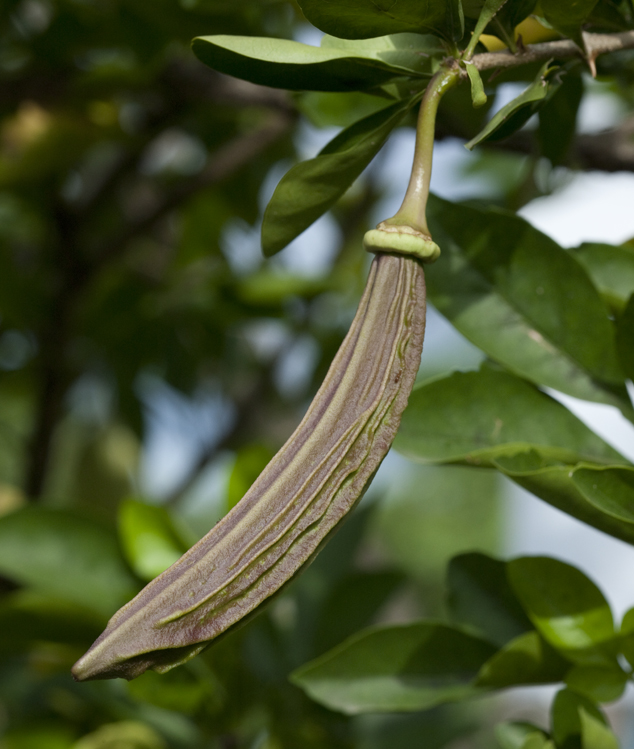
[{"left": 72, "top": 252, "right": 426, "bottom": 681}]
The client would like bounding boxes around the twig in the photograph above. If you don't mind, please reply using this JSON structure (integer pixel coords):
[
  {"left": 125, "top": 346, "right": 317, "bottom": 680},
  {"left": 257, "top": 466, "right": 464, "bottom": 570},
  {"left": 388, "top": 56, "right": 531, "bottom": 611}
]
[{"left": 472, "top": 30, "right": 634, "bottom": 71}]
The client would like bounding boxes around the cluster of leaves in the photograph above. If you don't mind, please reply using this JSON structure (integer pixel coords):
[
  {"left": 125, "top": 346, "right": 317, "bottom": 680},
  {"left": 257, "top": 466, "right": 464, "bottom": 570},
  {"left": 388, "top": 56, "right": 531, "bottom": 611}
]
[
  {"left": 293, "top": 551, "right": 630, "bottom": 748},
  {"left": 191, "top": 0, "right": 634, "bottom": 255},
  {"left": 0, "top": 495, "right": 481, "bottom": 748}
]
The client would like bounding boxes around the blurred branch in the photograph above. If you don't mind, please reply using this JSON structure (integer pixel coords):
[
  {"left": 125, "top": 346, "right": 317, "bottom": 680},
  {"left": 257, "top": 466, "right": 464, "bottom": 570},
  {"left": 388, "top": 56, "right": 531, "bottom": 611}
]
[
  {"left": 24, "top": 110, "right": 294, "bottom": 500},
  {"left": 94, "top": 109, "right": 294, "bottom": 268},
  {"left": 460, "top": 116, "right": 634, "bottom": 173}
]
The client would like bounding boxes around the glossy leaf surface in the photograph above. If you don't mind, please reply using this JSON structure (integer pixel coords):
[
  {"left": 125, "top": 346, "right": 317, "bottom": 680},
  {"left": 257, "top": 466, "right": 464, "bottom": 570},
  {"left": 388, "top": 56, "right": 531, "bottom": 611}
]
[
  {"left": 296, "top": 0, "right": 464, "bottom": 42},
  {"left": 426, "top": 195, "right": 630, "bottom": 413},
  {"left": 508, "top": 557, "right": 617, "bottom": 665},
  {"left": 396, "top": 367, "right": 625, "bottom": 467},
  {"left": 262, "top": 98, "right": 411, "bottom": 255},
  {"left": 191, "top": 35, "right": 431, "bottom": 92}
]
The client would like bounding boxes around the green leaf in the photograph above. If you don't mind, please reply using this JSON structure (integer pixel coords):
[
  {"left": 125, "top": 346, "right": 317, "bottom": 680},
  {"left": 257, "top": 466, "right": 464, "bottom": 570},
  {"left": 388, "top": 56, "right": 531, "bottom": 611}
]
[
  {"left": 118, "top": 498, "right": 189, "bottom": 582},
  {"left": 290, "top": 622, "right": 497, "bottom": 714},
  {"left": 395, "top": 367, "right": 625, "bottom": 467},
  {"left": 426, "top": 195, "right": 631, "bottom": 414},
  {"left": 0, "top": 591, "right": 103, "bottom": 658},
  {"left": 395, "top": 367, "right": 634, "bottom": 545},
  {"left": 464, "top": 0, "right": 514, "bottom": 52},
  {"left": 191, "top": 35, "right": 432, "bottom": 92},
  {"left": 485, "top": 0, "right": 538, "bottom": 49},
  {"left": 0, "top": 507, "right": 137, "bottom": 618},
  {"left": 564, "top": 664, "right": 628, "bottom": 703},
  {"left": 618, "top": 606, "right": 634, "bottom": 668},
  {"left": 262, "top": 98, "right": 411, "bottom": 255},
  {"left": 521, "top": 736, "right": 555, "bottom": 749},
  {"left": 572, "top": 466, "right": 634, "bottom": 524},
  {"left": 588, "top": 0, "right": 634, "bottom": 32},
  {"left": 580, "top": 708, "right": 620, "bottom": 749},
  {"left": 616, "top": 294, "right": 634, "bottom": 380},
  {"left": 466, "top": 62, "right": 554, "bottom": 150},
  {"left": 314, "top": 571, "right": 406, "bottom": 655},
  {"left": 496, "top": 723, "right": 551, "bottom": 749},
  {"left": 74, "top": 721, "right": 166, "bottom": 749},
  {"left": 572, "top": 242, "right": 634, "bottom": 314},
  {"left": 551, "top": 689, "right": 608, "bottom": 749},
  {"left": 296, "top": 0, "right": 464, "bottom": 43},
  {"left": 476, "top": 630, "right": 570, "bottom": 688},
  {"left": 491, "top": 457, "right": 634, "bottom": 548},
  {"left": 538, "top": 69, "right": 584, "bottom": 165},
  {"left": 508, "top": 557, "right": 617, "bottom": 665},
  {"left": 446, "top": 552, "right": 534, "bottom": 647},
  {"left": 540, "top": 0, "right": 600, "bottom": 49}
]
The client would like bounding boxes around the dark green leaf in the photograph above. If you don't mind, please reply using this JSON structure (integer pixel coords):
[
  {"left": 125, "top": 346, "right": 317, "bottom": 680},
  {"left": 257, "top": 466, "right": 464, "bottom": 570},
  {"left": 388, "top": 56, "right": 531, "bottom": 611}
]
[
  {"left": 476, "top": 630, "right": 570, "bottom": 688},
  {"left": 564, "top": 664, "right": 628, "bottom": 702},
  {"left": 551, "top": 689, "right": 608, "bottom": 749},
  {"left": 538, "top": 69, "right": 583, "bottom": 165},
  {"left": 0, "top": 507, "right": 137, "bottom": 618},
  {"left": 486, "top": 0, "right": 538, "bottom": 48},
  {"left": 118, "top": 498, "right": 190, "bottom": 582},
  {"left": 296, "top": 0, "right": 464, "bottom": 43},
  {"left": 0, "top": 591, "right": 103, "bottom": 658},
  {"left": 446, "top": 552, "right": 534, "bottom": 647},
  {"left": 466, "top": 62, "right": 554, "bottom": 150},
  {"left": 540, "top": 0, "right": 600, "bottom": 48},
  {"left": 395, "top": 368, "right": 625, "bottom": 467},
  {"left": 588, "top": 0, "right": 634, "bottom": 32},
  {"left": 290, "top": 622, "right": 496, "bottom": 714},
  {"left": 616, "top": 293, "right": 634, "bottom": 380},
  {"left": 572, "top": 242, "right": 634, "bottom": 314},
  {"left": 572, "top": 465, "right": 634, "bottom": 524},
  {"left": 262, "top": 98, "right": 411, "bottom": 255},
  {"left": 508, "top": 557, "right": 617, "bottom": 665},
  {"left": 314, "top": 571, "right": 405, "bottom": 654},
  {"left": 426, "top": 195, "right": 631, "bottom": 413},
  {"left": 191, "top": 34, "right": 432, "bottom": 92}
]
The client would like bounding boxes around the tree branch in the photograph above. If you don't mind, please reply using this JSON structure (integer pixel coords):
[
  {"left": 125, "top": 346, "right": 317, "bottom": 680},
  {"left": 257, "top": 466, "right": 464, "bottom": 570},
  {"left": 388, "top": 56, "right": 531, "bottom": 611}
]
[
  {"left": 93, "top": 110, "right": 294, "bottom": 269},
  {"left": 472, "top": 30, "right": 634, "bottom": 71}
]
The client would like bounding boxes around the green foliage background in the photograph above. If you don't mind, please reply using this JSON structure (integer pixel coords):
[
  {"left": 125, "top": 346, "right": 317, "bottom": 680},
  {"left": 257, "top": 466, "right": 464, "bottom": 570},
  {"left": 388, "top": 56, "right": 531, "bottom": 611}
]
[{"left": 0, "top": 0, "right": 633, "bottom": 746}]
